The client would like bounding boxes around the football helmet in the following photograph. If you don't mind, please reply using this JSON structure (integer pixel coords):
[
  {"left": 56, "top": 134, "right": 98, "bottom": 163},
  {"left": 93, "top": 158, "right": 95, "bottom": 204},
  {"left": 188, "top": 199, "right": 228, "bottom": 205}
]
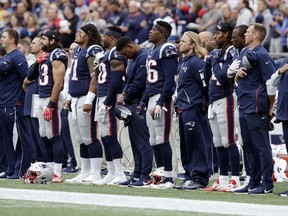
[
  {"left": 115, "top": 104, "right": 132, "bottom": 120},
  {"left": 149, "top": 167, "right": 165, "bottom": 184},
  {"left": 24, "top": 162, "right": 53, "bottom": 184}
]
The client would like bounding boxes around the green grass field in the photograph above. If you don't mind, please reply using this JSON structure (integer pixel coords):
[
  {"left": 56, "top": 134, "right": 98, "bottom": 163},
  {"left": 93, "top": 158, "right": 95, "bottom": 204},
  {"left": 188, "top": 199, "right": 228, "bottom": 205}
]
[{"left": 1, "top": 174, "right": 288, "bottom": 216}]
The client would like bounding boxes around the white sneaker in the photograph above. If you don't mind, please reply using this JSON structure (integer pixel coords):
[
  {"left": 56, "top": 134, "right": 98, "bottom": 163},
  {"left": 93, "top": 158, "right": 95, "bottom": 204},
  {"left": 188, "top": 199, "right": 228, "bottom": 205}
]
[
  {"left": 92, "top": 174, "right": 115, "bottom": 185},
  {"left": 65, "top": 172, "right": 89, "bottom": 184},
  {"left": 82, "top": 173, "right": 102, "bottom": 185},
  {"left": 107, "top": 173, "right": 126, "bottom": 185},
  {"left": 231, "top": 176, "right": 250, "bottom": 192}
]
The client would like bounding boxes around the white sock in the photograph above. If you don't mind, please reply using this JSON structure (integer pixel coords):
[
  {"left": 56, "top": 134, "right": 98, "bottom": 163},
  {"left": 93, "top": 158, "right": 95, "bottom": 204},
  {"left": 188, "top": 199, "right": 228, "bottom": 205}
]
[
  {"left": 219, "top": 175, "right": 229, "bottom": 185},
  {"left": 106, "top": 161, "right": 115, "bottom": 176},
  {"left": 90, "top": 158, "right": 102, "bottom": 175},
  {"left": 54, "top": 163, "right": 62, "bottom": 176},
  {"left": 113, "top": 159, "right": 124, "bottom": 175},
  {"left": 47, "top": 162, "right": 54, "bottom": 171},
  {"left": 81, "top": 158, "right": 91, "bottom": 175}
]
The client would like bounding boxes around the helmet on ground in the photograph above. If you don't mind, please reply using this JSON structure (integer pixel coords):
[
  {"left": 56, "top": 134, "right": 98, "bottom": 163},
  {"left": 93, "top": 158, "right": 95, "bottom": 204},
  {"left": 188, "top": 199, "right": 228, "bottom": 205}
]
[
  {"left": 24, "top": 162, "right": 53, "bottom": 184},
  {"left": 149, "top": 167, "right": 165, "bottom": 184}
]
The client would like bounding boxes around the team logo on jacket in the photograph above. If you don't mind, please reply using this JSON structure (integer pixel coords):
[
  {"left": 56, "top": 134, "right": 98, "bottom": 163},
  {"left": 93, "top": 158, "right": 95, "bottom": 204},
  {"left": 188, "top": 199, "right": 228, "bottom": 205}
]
[
  {"left": 186, "top": 121, "right": 195, "bottom": 131},
  {"left": 182, "top": 67, "right": 187, "bottom": 73}
]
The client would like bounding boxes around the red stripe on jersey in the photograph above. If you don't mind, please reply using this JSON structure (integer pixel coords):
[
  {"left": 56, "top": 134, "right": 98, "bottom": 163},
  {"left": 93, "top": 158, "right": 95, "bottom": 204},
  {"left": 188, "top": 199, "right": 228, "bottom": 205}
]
[{"left": 255, "top": 85, "right": 261, "bottom": 113}]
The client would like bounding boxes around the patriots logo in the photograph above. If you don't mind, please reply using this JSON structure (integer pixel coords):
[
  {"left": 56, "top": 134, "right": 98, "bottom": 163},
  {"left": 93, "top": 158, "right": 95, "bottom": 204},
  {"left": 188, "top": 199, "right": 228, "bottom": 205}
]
[
  {"left": 165, "top": 47, "right": 177, "bottom": 57},
  {"left": 55, "top": 50, "right": 67, "bottom": 58},
  {"left": 182, "top": 67, "right": 187, "bottom": 73},
  {"left": 186, "top": 121, "right": 195, "bottom": 131}
]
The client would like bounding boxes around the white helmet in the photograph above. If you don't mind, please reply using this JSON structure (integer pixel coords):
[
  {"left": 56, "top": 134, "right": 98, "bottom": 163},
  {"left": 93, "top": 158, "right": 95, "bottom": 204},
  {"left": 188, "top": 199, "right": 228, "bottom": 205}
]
[{"left": 24, "top": 162, "right": 53, "bottom": 184}]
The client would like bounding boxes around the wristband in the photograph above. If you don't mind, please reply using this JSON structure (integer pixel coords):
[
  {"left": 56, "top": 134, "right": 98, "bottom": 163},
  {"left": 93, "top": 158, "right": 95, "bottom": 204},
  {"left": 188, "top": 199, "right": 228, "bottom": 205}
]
[
  {"left": 85, "top": 91, "right": 96, "bottom": 105},
  {"left": 48, "top": 100, "right": 57, "bottom": 108}
]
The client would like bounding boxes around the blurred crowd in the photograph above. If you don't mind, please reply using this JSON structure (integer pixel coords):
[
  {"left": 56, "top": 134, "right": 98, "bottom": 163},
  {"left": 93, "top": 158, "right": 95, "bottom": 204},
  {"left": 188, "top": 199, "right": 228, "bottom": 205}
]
[{"left": 0, "top": 0, "right": 287, "bottom": 52}]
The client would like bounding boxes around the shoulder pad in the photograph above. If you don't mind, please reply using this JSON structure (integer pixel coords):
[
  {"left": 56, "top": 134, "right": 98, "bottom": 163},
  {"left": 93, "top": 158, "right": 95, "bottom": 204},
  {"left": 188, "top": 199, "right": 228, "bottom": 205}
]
[
  {"left": 159, "top": 43, "right": 178, "bottom": 59},
  {"left": 50, "top": 48, "right": 68, "bottom": 62},
  {"left": 109, "top": 47, "right": 125, "bottom": 62},
  {"left": 224, "top": 45, "right": 235, "bottom": 60},
  {"left": 87, "top": 45, "right": 103, "bottom": 58}
]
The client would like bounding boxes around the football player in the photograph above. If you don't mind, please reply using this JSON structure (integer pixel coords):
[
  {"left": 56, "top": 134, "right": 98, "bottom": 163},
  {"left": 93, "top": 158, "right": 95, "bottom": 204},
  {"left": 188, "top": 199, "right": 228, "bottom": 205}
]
[
  {"left": 204, "top": 22, "right": 241, "bottom": 192},
  {"left": 93, "top": 26, "right": 127, "bottom": 185},
  {"left": 137, "top": 20, "right": 178, "bottom": 189},
  {"left": 116, "top": 36, "right": 153, "bottom": 187},
  {"left": 26, "top": 31, "right": 68, "bottom": 183},
  {"left": 64, "top": 24, "right": 103, "bottom": 184},
  {"left": 64, "top": 24, "right": 104, "bottom": 184}
]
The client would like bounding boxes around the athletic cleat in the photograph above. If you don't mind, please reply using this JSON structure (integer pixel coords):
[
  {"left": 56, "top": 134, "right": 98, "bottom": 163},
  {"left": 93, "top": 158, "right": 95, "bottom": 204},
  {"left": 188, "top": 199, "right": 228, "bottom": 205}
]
[
  {"left": 107, "top": 173, "right": 126, "bottom": 185},
  {"left": 278, "top": 190, "right": 288, "bottom": 197},
  {"left": 231, "top": 177, "right": 250, "bottom": 192},
  {"left": 221, "top": 180, "right": 240, "bottom": 192},
  {"left": 52, "top": 174, "right": 63, "bottom": 183},
  {"left": 93, "top": 174, "right": 115, "bottom": 185},
  {"left": 82, "top": 173, "right": 102, "bottom": 184},
  {"left": 204, "top": 179, "right": 227, "bottom": 191},
  {"left": 65, "top": 172, "right": 89, "bottom": 184},
  {"left": 183, "top": 181, "right": 205, "bottom": 190},
  {"left": 248, "top": 185, "right": 273, "bottom": 195}
]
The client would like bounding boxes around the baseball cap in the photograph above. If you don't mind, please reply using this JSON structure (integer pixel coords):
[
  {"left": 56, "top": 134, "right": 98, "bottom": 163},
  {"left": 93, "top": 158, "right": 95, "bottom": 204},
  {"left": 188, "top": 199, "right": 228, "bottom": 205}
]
[
  {"left": 43, "top": 31, "right": 59, "bottom": 42},
  {"left": 215, "top": 22, "right": 234, "bottom": 33}
]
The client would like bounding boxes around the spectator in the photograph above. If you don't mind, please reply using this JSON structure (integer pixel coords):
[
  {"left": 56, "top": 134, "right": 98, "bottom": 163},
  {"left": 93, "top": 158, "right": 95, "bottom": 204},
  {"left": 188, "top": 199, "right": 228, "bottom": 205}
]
[
  {"left": 121, "top": 0, "right": 145, "bottom": 43},
  {"left": 254, "top": 0, "right": 273, "bottom": 51},
  {"left": 58, "top": 4, "right": 79, "bottom": 49},
  {"left": 236, "top": 0, "right": 253, "bottom": 26},
  {"left": 107, "top": 0, "right": 128, "bottom": 27}
]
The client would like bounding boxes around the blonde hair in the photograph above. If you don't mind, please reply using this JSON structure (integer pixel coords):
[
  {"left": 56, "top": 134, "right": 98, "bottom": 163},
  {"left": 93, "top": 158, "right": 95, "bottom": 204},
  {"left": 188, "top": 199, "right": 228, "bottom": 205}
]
[{"left": 183, "top": 31, "right": 207, "bottom": 59}]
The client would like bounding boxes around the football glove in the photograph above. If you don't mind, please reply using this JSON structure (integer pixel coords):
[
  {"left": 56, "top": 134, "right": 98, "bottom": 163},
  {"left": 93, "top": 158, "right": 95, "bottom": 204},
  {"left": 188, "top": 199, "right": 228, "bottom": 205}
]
[
  {"left": 227, "top": 60, "right": 241, "bottom": 78},
  {"left": 36, "top": 52, "right": 49, "bottom": 65},
  {"left": 152, "top": 105, "right": 162, "bottom": 121},
  {"left": 94, "top": 51, "right": 105, "bottom": 69},
  {"left": 43, "top": 100, "right": 56, "bottom": 122}
]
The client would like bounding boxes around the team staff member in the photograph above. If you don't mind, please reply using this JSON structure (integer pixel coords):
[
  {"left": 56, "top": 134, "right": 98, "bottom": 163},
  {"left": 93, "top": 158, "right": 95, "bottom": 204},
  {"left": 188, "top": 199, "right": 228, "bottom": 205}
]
[
  {"left": 27, "top": 31, "right": 68, "bottom": 183},
  {"left": 174, "top": 31, "right": 210, "bottom": 190},
  {"left": 23, "top": 36, "right": 47, "bottom": 163},
  {"left": 64, "top": 24, "right": 104, "bottom": 184},
  {"left": 116, "top": 36, "right": 153, "bottom": 187},
  {"left": 137, "top": 20, "right": 178, "bottom": 189},
  {"left": 0, "top": 29, "right": 28, "bottom": 179},
  {"left": 234, "top": 23, "right": 276, "bottom": 195},
  {"left": 270, "top": 56, "right": 288, "bottom": 197},
  {"left": 93, "top": 26, "right": 127, "bottom": 185}
]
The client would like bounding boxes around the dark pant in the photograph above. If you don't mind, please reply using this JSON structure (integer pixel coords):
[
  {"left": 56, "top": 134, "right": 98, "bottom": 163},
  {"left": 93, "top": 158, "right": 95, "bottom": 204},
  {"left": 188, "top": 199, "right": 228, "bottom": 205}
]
[
  {"left": 127, "top": 103, "right": 153, "bottom": 178},
  {"left": 179, "top": 108, "right": 209, "bottom": 186},
  {"left": 0, "top": 107, "right": 16, "bottom": 175},
  {"left": 239, "top": 112, "right": 273, "bottom": 189}
]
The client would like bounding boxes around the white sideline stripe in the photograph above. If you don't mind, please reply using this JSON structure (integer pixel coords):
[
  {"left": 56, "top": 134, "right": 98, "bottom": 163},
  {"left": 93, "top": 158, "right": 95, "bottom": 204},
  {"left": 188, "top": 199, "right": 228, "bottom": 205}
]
[{"left": 0, "top": 188, "right": 287, "bottom": 216}]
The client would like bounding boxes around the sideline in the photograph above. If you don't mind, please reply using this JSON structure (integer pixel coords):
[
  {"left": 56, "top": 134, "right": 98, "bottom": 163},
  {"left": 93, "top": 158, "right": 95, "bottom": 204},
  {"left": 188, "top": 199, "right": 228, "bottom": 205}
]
[{"left": 0, "top": 188, "right": 287, "bottom": 215}]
